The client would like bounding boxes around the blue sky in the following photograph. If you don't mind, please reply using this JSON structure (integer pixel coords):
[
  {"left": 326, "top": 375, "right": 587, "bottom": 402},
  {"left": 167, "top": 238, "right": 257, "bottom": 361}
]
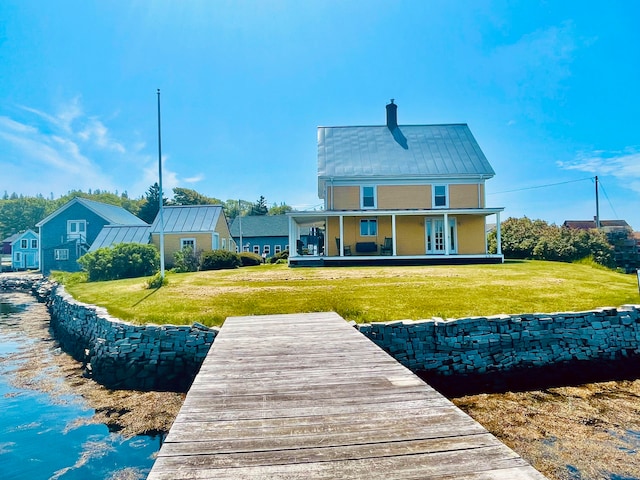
[{"left": 1, "top": 1, "right": 639, "bottom": 228}]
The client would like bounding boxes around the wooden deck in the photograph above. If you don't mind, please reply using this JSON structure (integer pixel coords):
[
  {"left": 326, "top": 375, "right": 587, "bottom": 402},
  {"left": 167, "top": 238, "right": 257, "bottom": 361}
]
[{"left": 147, "top": 312, "right": 547, "bottom": 479}]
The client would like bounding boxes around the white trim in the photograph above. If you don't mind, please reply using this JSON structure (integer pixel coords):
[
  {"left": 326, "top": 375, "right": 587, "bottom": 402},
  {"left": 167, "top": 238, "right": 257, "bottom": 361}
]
[
  {"left": 54, "top": 249, "right": 69, "bottom": 260},
  {"left": 67, "top": 219, "right": 87, "bottom": 240},
  {"left": 180, "top": 237, "right": 196, "bottom": 250}
]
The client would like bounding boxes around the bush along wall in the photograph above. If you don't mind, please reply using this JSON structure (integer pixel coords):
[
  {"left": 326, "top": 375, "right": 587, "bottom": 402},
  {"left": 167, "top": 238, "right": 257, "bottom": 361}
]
[
  {"left": 357, "top": 305, "right": 640, "bottom": 382},
  {"left": 48, "top": 285, "right": 217, "bottom": 391}
]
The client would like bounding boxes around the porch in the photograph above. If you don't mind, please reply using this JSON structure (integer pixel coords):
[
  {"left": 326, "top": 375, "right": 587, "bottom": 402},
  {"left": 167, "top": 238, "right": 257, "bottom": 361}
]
[{"left": 287, "top": 208, "right": 504, "bottom": 267}]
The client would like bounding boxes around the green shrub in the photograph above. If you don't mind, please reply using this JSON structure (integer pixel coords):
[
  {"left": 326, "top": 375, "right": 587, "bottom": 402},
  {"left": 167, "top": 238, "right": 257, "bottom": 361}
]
[
  {"left": 78, "top": 243, "right": 160, "bottom": 281},
  {"left": 488, "top": 217, "right": 615, "bottom": 268},
  {"left": 200, "top": 250, "right": 241, "bottom": 271},
  {"left": 173, "top": 246, "right": 199, "bottom": 273},
  {"left": 146, "top": 271, "right": 168, "bottom": 289},
  {"left": 269, "top": 249, "right": 289, "bottom": 264},
  {"left": 239, "top": 252, "right": 263, "bottom": 266}
]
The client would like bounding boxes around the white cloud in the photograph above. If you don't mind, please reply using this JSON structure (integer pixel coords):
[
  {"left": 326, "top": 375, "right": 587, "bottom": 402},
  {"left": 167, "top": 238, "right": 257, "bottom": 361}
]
[
  {"left": 558, "top": 148, "right": 640, "bottom": 193},
  {"left": 183, "top": 174, "right": 205, "bottom": 183}
]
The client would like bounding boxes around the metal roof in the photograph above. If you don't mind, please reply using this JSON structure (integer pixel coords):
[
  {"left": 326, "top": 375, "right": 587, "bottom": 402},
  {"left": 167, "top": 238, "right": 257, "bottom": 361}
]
[
  {"left": 89, "top": 225, "right": 151, "bottom": 252},
  {"left": 229, "top": 215, "right": 290, "bottom": 238},
  {"left": 36, "top": 197, "right": 147, "bottom": 227},
  {"left": 150, "top": 205, "right": 224, "bottom": 233},
  {"left": 317, "top": 124, "right": 495, "bottom": 196}
]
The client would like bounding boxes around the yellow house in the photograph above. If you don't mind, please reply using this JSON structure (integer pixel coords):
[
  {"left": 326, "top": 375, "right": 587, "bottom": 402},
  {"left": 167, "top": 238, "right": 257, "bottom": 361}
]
[
  {"left": 288, "top": 101, "right": 504, "bottom": 266},
  {"left": 150, "top": 205, "right": 236, "bottom": 267}
]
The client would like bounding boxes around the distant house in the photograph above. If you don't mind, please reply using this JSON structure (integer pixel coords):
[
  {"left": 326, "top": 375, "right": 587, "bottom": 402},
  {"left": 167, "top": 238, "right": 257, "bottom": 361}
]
[
  {"left": 563, "top": 219, "right": 633, "bottom": 234},
  {"left": 36, "top": 197, "right": 147, "bottom": 275},
  {"left": 149, "top": 205, "right": 236, "bottom": 267},
  {"left": 229, "top": 215, "right": 316, "bottom": 257},
  {"left": 288, "top": 101, "right": 504, "bottom": 266},
  {"left": 11, "top": 229, "right": 39, "bottom": 270},
  {"left": 2, "top": 233, "right": 20, "bottom": 255}
]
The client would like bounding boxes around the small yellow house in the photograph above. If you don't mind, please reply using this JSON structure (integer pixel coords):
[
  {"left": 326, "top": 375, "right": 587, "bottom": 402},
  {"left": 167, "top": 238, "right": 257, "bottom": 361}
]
[
  {"left": 288, "top": 101, "right": 504, "bottom": 266},
  {"left": 150, "top": 205, "right": 236, "bottom": 267}
]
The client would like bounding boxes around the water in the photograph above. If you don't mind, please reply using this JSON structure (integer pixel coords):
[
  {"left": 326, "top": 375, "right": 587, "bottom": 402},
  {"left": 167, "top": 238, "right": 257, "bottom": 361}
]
[{"left": 0, "top": 295, "right": 160, "bottom": 480}]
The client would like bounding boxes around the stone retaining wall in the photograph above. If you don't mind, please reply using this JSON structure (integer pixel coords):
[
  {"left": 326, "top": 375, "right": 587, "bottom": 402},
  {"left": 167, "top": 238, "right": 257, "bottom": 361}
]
[
  {"left": 47, "top": 285, "right": 217, "bottom": 391},
  {"left": 357, "top": 306, "right": 640, "bottom": 375}
]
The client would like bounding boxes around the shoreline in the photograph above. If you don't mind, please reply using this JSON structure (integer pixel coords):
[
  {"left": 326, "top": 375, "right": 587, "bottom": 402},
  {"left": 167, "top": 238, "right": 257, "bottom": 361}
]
[{"left": 0, "top": 287, "right": 184, "bottom": 438}]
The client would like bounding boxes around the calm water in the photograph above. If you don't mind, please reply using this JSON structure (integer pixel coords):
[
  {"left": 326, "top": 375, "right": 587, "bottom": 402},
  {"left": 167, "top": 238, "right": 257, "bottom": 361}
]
[{"left": 0, "top": 294, "right": 160, "bottom": 480}]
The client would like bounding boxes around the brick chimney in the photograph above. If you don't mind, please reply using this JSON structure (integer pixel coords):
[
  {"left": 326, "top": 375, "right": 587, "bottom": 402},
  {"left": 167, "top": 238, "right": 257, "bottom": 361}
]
[{"left": 386, "top": 99, "right": 398, "bottom": 130}]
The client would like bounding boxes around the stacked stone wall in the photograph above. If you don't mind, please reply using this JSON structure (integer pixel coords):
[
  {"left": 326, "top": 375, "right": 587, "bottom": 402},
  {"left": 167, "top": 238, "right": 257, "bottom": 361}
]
[
  {"left": 357, "top": 306, "right": 640, "bottom": 375},
  {"left": 48, "top": 285, "right": 216, "bottom": 391}
]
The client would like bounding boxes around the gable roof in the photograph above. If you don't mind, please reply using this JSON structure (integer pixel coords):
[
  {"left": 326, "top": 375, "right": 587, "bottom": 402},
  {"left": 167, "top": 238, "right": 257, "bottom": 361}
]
[
  {"left": 150, "top": 205, "right": 225, "bottom": 233},
  {"left": 317, "top": 123, "right": 495, "bottom": 196},
  {"left": 36, "top": 197, "right": 147, "bottom": 227},
  {"left": 10, "top": 229, "right": 38, "bottom": 246},
  {"left": 230, "top": 215, "right": 290, "bottom": 238},
  {"left": 89, "top": 225, "right": 152, "bottom": 252}
]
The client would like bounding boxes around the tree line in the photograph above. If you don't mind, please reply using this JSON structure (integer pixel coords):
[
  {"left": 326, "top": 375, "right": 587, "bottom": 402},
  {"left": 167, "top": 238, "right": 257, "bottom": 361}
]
[{"left": 0, "top": 185, "right": 292, "bottom": 240}]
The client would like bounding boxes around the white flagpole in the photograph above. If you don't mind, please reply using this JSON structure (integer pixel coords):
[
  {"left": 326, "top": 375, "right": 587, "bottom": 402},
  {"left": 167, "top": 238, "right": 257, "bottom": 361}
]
[{"left": 157, "top": 89, "right": 165, "bottom": 279}]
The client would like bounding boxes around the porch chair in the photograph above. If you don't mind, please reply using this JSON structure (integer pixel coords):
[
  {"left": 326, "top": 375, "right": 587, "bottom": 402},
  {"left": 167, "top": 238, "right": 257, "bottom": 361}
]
[
  {"left": 380, "top": 237, "right": 393, "bottom": 255},
  {"left": 335, "top": 237, "right": 352, "bottom": 256}
]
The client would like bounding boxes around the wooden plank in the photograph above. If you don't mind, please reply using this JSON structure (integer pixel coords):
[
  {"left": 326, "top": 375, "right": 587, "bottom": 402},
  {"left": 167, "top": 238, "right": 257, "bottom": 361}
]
[{"left": 148, "top": 312, "right": 547, "bottom": 479}]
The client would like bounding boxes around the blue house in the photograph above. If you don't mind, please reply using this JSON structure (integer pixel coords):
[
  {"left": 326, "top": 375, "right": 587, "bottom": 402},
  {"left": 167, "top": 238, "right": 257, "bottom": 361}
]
[
  {"left": 36, "top": 197, "right": 147, "bottom": 275},
  {"left": 11, "top": 229, "right": 40, "bottom": 270},
  {"left": 230, "top": 215, "right": 317, "bottom": 257}
]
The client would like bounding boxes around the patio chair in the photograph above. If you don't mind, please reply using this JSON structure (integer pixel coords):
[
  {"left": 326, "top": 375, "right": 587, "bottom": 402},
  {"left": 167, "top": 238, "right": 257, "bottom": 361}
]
[
  {"left": 380, "top": 237, "right": 393, "bottom": 255},
  {"left": 335, "top": 237, "right": 352, "bottom": 256}
]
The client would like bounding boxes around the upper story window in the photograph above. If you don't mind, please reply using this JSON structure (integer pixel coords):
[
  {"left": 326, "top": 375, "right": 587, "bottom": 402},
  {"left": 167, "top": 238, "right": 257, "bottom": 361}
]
[
  {"left": 21, "top": 239, "right": 28, "bottom": 249},
  {"left": 31, "top": 239, "right": 38, "bottom": 249},
  {"left": 361, "top": 186, "right": 376, "bottom": 209},
  {"left": 360, "top": 218, "right": 377, "bottom": 236},
  {"left": 67, "top": 220, "right": 86, "bottom": 240},
  {"left": 433, "top": 185, "right": 448, "bottom": 208}
]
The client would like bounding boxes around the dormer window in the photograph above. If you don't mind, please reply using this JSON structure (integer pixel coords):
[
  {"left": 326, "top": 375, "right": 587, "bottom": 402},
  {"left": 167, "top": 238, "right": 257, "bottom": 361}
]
[
  {"left": 433, "top": 185, "right": 448, "bottom": 208},
  {"left": 361, "top": 186, "right": 376, "bottom": 208}
]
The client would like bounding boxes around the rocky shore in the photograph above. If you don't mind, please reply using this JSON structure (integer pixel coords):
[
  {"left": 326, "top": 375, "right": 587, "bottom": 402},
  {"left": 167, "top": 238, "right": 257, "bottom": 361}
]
[{"left": 0, "top": 273, "right": 184, "bottom": 437}]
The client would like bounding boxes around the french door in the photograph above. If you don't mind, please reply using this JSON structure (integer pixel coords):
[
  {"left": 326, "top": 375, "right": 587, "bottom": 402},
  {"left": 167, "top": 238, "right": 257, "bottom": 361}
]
[{"left": 425, "top": 217, "right": 457, "bottom": 254}]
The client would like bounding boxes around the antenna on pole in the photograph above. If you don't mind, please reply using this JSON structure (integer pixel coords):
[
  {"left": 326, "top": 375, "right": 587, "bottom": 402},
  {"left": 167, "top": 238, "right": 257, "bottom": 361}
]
[
  {"left": 157, "top": 89, "right": 166, "bottom": 279},
  {"left": 595, "top": 175, "right": 600, "bottom": 229}
]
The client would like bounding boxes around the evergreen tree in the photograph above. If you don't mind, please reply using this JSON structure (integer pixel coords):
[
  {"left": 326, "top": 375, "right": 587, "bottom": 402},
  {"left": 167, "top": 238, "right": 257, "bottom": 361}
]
[
  {"left": 250, "top": 195, "right": 268, "bottom": 216},
  {"left": 137, "top": 183, "right": 169, "bottom": 224}
]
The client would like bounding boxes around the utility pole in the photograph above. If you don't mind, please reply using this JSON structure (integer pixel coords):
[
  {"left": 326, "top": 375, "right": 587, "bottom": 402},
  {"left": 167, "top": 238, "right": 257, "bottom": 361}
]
[
  {"left": 157, "top": 89, "right": 166, "bottom": 279},
  {"left": 595, "top": 175, "right": 600, "bottom": 229},
  {"left": 238, "top": 199, "right": 243, "bottom": 252}
]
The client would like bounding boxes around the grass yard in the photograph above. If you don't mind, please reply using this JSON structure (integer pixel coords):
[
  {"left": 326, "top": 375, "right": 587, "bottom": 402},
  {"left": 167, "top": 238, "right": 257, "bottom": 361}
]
[{"left": 61, "top": 260, "right": 640, "bottom": 327}]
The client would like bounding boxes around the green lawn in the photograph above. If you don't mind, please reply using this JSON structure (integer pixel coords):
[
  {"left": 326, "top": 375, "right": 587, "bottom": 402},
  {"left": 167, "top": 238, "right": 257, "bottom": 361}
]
[{"left": 61, "top": 260, "right": 640, "bottom": 327}]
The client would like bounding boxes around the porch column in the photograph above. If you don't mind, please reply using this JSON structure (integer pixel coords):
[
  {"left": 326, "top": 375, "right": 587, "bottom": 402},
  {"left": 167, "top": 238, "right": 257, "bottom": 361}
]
[
  {"left": 443, "top": 212, "right": 450, "bottom": 256},
  {"left": 391, "top": 214, "right": 397, "bottom": 256},
  {"left": 339, "top": 215, "right": 345, "bottom": 256},
  {"left": 288, "top": 217, "right": 297, "bottom": 258},
  {"left": 496, "top": 212, "right": 502, "bottom": 256}
]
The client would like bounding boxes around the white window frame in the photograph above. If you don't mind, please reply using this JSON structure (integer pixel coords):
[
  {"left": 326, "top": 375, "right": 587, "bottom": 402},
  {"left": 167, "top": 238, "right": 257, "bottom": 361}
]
[
  {"left": 54, "top": 249, "right": 69, "bottom": 260},
  {"left": 14, "top": 251, "right": 22, "bottom": 263},
  {"left": 263, "top": 245, "right": 270, "bottom": 255},
  {"left": 274, "top": 245, "right": 282, "bottom": 254},
  {"left": 360, "top": 218, "right": 377, "bottom": 236},
  {"left": 360, "top": 185, "right": 377, "bottom": 209},
  {"left": 222, "top": 238, "right": 226, "bottom": 250},
  {"left": 425, "top": 218, "right": 457, "bottom": 254},
  {"left": 253, "top": 245, "right": 260, "bottom": 254},
  {"left": 67, "top": 220, "right": 87, "bottom": 239},
  {"left": 432, "top": 185, "right": 448, "bottom": 208},
  {"left": 180, "top": 238, "right": 196, "bottom": 250},
  {"left": 31, "top": 239, "right": 38, "bottom": 249},
  {"left": 213, "top": 232, "right": 220, "bottom": 250}
]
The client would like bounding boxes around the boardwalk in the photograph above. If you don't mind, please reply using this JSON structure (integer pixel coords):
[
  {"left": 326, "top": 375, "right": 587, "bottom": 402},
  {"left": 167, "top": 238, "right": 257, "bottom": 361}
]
[{"left": 148, "top": 312, "right": 547, "bottom": 479}]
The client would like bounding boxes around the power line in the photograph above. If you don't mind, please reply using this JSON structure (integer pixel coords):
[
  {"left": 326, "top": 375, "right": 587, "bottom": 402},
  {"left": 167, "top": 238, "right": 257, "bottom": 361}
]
[
  {"left": 597, "top": 179, "right": 619, "bottom": 218},
  {"left": 487, "top": 176, "right": 594, "bottom": 195}
]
